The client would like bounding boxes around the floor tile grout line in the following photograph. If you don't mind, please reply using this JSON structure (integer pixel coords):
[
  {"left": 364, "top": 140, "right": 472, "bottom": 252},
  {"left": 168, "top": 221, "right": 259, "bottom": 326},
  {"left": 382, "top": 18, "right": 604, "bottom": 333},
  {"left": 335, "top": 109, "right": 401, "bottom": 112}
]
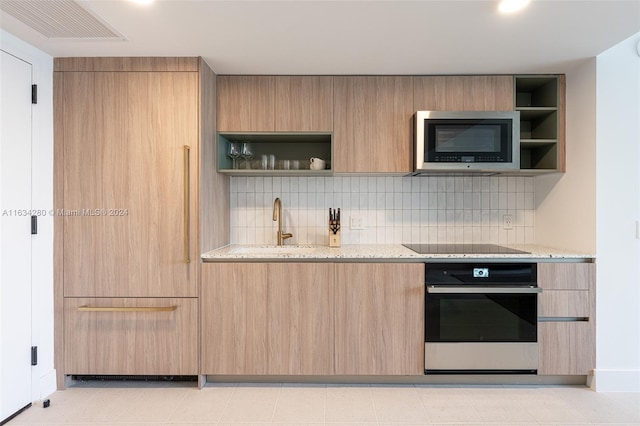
[
  {"left": 323, "top": 382, "right": 327, "bottom": 425},
  {"left": 367, "top": 384, "right": 379, "bottom": 425},
  {"left": 161, "top": 387, "right": 190, "bottom": 424},
  {"left": 268, "top": 382, "right": 282, "bottom": 424},
  {"left": 412, "top": 383, "right": 432, "bottom": 424},
  {"left": 215, "top": 382, "right": 239, "bottom": 425}
]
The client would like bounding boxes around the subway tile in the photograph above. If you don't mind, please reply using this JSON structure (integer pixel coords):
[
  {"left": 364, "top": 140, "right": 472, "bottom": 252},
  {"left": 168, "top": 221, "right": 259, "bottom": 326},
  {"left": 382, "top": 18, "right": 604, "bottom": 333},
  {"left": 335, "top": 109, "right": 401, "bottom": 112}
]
[
  {"left": 463, "top": 176, "right": 473, "bottom": 192},
  {"left": 482, "top": 193, "right": 491, "bottom": 210},
  {"left": 402, "top": 193, "right": 412, "bottom": 209},
  {"left": 462, "top": 193, "right": 472, "bottom": 210},
  {"left": 454, "top": 176, "right": 464, "bottom": 193},
  {"left": 358, "top": 193, "right": 368, "bottom": 210},
  {"left": 229, "top": 176, "right": 536, "bottom": 245},
  {"left": 272, "top": 176, "right": 282, "bottom": 193},
  {"left": 402, "top": 176, "right": 412, "bottom": 192},
  {"left": 281, "top": 177, "right": 291, "bottom": 192},
  {"left": 393, "top": 177, "right": 403, "bottom": 192},
  {"left": 393, "top": 192, "right": 402, "bottom": 208}
]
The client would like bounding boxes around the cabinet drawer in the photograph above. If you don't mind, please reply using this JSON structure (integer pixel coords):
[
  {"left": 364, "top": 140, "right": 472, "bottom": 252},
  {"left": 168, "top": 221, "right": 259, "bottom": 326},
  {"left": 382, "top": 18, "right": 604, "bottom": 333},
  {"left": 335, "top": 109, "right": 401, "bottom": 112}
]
[
  {"left": 538, "top": 263, "right": 594, "bottom": 290},
  {"left": 538, "top": 290, "right": 589, "bottom": 318},
  {"left": 538, "top": 321, "right": 595, "bottom": 375},
  {"left": 64, "top": 297, "right": 198, "bottom": 375}
]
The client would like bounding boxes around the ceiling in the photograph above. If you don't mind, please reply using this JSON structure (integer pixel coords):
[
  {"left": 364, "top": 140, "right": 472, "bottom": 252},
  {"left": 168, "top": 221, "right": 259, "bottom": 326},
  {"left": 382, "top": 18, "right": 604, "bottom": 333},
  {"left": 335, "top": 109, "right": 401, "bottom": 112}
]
[{"left": 1, "top": 0, "right": 639, "bottom": 75}]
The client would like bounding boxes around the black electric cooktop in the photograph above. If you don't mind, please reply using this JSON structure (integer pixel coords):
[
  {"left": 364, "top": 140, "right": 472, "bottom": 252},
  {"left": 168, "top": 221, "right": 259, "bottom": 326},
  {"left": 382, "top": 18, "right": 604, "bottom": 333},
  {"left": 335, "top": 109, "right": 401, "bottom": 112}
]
[{"left": 402, "top": 243, "right": 530, "bottom": 255}]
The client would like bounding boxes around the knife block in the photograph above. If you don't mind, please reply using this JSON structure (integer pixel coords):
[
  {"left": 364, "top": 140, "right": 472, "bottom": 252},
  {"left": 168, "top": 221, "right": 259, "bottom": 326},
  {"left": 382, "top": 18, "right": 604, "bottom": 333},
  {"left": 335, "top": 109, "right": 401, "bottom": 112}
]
[{"left": 329, "top": 229, "right": 341, "bottom": 247}]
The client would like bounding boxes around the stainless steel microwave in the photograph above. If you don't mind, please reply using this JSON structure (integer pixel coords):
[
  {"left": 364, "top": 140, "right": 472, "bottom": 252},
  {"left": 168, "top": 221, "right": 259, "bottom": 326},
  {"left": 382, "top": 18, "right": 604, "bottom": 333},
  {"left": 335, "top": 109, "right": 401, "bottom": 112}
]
[{"left": 414, "top": 111, "right": 520, "bottom": 172}]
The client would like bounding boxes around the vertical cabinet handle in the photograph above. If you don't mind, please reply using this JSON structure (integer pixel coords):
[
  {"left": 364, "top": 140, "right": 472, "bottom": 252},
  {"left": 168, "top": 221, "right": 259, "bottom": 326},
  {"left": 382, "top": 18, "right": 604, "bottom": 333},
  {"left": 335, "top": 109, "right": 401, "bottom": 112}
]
[{"left": 183, "top": 145, "right": 191, "bottom": 264}]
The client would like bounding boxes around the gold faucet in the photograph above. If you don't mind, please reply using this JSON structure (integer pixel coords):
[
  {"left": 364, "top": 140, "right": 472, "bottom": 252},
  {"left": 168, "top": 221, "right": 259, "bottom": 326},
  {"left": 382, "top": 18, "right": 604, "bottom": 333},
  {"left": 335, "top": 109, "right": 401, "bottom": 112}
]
[{"left": 273, "top": 197, "right": 293, "bottom": 246}]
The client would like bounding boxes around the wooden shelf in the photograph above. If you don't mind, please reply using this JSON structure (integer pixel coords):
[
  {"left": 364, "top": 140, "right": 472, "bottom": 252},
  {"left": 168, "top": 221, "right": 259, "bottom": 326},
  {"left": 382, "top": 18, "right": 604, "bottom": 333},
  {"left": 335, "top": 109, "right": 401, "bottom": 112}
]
[
  {"left": 518, "top": 107, "right": 558, "bottom": 120},
  {"left": 515, "top": 75, "right": 563, "bottom": 172},
  {"left": 218, "top": 169, "right": 333, "bottom": 177},
  {"left": 520, "top": 139, "right": 558, "bottom": 148}
]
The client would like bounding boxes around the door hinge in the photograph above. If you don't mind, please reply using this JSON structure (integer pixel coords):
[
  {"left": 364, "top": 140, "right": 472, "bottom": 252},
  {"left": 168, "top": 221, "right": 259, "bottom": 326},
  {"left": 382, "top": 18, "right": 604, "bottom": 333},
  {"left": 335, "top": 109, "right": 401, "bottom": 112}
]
[
  {"left": 31, "top": 346, "right": 37, "bottom": 366},
  {"left": 31, "top": 215, "right": 37, "bottom": 235},
  {"left": 31, "top": 84, "right": 37, "bottom": 104}
]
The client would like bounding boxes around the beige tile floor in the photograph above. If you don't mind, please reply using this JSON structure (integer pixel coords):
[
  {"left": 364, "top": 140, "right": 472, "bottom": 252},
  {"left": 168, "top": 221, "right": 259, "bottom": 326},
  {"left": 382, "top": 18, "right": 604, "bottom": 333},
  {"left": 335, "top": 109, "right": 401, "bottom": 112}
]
[{"left": 6, "top": 381, "right": 640, "bottom": 425}]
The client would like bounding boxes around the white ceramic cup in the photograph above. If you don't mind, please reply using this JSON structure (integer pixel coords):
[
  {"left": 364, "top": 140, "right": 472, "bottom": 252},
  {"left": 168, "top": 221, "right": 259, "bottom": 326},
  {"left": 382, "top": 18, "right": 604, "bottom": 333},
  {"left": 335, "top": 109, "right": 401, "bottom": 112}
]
[{"left": 310, "top": 157, "right": 326, "bottom": 170}]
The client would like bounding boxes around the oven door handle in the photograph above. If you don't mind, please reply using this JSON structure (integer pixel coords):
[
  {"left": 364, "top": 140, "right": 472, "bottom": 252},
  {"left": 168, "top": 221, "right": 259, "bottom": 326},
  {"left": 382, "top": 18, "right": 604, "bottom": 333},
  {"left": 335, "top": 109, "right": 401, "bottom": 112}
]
[{"left": 426, "top": 286, "right": 542, "bottom": 294}]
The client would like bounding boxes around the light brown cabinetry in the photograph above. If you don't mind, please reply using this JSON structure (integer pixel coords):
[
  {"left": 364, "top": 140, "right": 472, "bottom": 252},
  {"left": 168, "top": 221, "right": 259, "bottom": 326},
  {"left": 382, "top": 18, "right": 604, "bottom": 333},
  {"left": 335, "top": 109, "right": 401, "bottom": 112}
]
[
  {"left": 275, "top": 76, "right": 333, "bottom": 131},
  {"left": 537, "top": 262, "right": 595, "bottom": 375},
  {"left": 201, "top": 263, "right": 334, "bottom": 375},
  {"left": 217, "top": 76, "right": 275, "bottom": 131},
  {"left": 333, "top": 76, "right": 414, "bottom": 173},
  {"left": 59, "top": 70, "right": 199, "bottom": 297},
  {"left": 334, "top": 263, "right": 425, "bottom": 375},
  {"left": 64, "top": 297, "right": 198, "bottom": 375},
  {"left": 54, "top": 57, "right": 226, "bottom": 386},
  {"left": 413, "top": 76, "right": 514, "bottom": 111},
  {"left": 201, "top": 262, "right": 424, "bottom": 376},
  {"left": 217, "top": 75, "right": 333, "bottom": 132}
]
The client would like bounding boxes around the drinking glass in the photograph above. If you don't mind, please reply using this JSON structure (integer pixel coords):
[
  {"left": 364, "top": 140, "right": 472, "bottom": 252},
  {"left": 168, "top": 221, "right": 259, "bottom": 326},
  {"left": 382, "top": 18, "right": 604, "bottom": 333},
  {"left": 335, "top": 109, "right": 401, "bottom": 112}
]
[
  {"left": 227, "top": 141, "right": 240, "bottom": 169},
  {"left": 240, "top": 142, "right": 254, "bottom": 169}
]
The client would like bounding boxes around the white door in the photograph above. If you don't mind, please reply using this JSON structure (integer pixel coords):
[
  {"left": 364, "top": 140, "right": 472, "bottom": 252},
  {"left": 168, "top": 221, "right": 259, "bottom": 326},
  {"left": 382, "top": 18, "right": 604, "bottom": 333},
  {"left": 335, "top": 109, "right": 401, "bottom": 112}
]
[{"left": 0, "top": 50, "right": 33, "bottom": 422}]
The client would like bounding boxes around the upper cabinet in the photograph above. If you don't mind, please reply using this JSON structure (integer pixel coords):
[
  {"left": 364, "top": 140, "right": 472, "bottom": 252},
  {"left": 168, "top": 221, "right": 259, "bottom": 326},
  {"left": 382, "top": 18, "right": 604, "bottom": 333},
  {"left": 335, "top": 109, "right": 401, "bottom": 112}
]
[
  {"left": 217, "top": 75, "right": 333, "bottom": 132},
  {"left": 515, "top": 75, "right": 566, "bottom": 172},
  {"left": 217, "top": 76, "right": 334, "bottom": 175},
  {"left": 216, "top": 74, "right": 566, "bottom": 174},
  {"left": 275, "top": 76, "right": 333, "bottom": 131},
  {"left": 333, "top": 76, "right": 414, "bottom": 173},
  {"left": 414, "top": 76, "right": 514, "bottom": 111},
  {"left": 217, "top": 76, "right": 275, "bottom": 131}
]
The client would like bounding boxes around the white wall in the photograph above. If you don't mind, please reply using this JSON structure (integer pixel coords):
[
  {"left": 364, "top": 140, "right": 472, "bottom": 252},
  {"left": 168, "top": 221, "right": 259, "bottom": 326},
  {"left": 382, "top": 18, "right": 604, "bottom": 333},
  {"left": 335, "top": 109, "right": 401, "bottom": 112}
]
[
  {"left": 0, "top": 30, "right": 55, "bottom": 400},
  {"left": 595, "top": 32, "right": 640, "bottom": 392},
  {"left": 535, "top": 60, "right": 597, "bottom": 253}
]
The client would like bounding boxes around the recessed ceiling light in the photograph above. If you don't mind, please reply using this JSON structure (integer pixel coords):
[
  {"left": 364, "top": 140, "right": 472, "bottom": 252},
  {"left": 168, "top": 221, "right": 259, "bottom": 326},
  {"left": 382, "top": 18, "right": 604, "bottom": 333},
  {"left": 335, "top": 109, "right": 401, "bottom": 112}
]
[
  {"left": 498, "top": 0, "right": 531, "bottom": 14},
  {"left": 131, "top": 0, "right": 154, "bottom": 5}
]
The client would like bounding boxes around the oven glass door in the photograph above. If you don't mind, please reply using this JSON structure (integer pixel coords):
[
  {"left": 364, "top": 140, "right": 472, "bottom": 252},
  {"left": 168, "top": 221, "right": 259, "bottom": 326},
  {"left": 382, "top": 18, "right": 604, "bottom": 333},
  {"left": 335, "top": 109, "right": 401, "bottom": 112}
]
[{"left": 425, "top": 292, "right": 537, "bottom": 342}]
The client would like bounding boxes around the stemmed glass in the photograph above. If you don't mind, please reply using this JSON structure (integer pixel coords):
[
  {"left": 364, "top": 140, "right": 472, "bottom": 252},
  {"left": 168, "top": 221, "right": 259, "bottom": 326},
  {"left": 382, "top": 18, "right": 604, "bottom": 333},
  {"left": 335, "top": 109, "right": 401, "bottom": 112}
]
[
  {"left": 240, "top": 142, "right": 254, "bottom": 169},
  {"left": 227, "top": 141, "right": 240, "bottom": 169}
]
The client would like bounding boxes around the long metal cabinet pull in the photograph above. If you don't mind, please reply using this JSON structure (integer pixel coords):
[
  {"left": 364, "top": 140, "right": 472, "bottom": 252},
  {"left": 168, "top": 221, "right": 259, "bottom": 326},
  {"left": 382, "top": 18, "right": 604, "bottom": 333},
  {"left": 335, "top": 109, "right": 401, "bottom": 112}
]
[
  {"left": 183, "top": 145, "right": 191, "bottom": 264},
  {"left": 426, "top": 286, "right": 542, "bottom": 294},
  {"left": 77, "top": 305, "right": 177, "bottom": 312}
]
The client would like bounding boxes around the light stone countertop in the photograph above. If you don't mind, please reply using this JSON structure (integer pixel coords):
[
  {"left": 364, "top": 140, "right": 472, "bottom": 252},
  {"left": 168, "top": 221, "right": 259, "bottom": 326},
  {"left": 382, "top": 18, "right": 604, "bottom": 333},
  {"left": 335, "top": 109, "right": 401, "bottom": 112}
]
[{"left": 201, "top": 244, "right": 595, "bottom": 263}]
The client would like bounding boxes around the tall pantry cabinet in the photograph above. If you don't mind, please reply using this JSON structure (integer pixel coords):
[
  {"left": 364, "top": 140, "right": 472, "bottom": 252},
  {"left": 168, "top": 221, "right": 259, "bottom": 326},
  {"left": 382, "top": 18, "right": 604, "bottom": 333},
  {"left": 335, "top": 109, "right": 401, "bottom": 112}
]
[{"left": 54, "top": 58, "right": 228, "bottom": 387}]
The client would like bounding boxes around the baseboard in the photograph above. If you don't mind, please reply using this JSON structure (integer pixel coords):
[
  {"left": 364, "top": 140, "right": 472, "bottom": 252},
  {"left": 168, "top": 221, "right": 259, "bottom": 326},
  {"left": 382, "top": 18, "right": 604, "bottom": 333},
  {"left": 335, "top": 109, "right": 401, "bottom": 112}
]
[
  {"left": 39, "top": 369, "right": 57, "bottom": 399},
  {"left": 593, "top": 369, "right": 640, "bottom": 392}
]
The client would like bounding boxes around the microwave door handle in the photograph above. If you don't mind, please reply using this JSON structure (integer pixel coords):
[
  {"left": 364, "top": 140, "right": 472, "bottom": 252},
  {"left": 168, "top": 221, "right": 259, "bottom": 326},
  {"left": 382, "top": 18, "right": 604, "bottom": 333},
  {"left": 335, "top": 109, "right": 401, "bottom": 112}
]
[{"left": 426, "top": 286, "right": 542, "bottom": 294}]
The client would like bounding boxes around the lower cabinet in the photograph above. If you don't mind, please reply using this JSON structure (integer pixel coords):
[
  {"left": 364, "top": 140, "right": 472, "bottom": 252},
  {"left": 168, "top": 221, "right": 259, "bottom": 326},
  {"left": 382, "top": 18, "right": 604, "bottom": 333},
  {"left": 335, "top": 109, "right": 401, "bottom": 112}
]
[
  {"left": 537, "top": 262, "right": 596, "bottom": 376},
  {"left": 200, "top": 262, "right": 425, "bottom": 376},
  {"left": 334, "top": 263, "right": 425, "bottom": 375},
  {"left": 201, "top": 263, "right": 334, "bottom": 375},
  {"left": 64, "top": 297, "right": 198, "bottom": 375},
  {"left": 538, "top": 321, "right": 595, "bottom": 375}
]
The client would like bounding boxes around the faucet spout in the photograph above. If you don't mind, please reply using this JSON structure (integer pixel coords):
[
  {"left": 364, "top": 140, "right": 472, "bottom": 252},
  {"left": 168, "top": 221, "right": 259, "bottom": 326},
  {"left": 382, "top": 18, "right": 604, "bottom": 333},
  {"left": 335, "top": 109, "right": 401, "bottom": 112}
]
[{"left": 273, "top": 197, "right": 293, "bottom": 246}]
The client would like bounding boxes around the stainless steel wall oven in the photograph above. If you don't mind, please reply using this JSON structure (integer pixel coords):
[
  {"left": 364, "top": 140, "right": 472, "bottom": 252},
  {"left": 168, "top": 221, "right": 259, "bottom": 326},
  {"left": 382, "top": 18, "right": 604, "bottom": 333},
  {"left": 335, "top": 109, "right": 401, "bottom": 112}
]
[{"left": 424, "top": 263, "right": 541, "bottom": 374}]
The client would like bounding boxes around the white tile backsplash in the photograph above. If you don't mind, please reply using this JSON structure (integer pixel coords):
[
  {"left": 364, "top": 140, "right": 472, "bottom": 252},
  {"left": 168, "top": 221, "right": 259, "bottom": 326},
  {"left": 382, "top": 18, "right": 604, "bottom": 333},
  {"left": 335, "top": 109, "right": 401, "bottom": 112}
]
[{"left": 230, "top": 175, "right": 535, "bottom": 246}]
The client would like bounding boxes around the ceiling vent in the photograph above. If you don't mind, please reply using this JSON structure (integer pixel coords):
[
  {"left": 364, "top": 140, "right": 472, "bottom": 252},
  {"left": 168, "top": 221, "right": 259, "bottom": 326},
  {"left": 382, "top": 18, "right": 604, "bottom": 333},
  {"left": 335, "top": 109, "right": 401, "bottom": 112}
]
[{"left": 0, "top": 0, "right": 125, "bottom": 39}]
